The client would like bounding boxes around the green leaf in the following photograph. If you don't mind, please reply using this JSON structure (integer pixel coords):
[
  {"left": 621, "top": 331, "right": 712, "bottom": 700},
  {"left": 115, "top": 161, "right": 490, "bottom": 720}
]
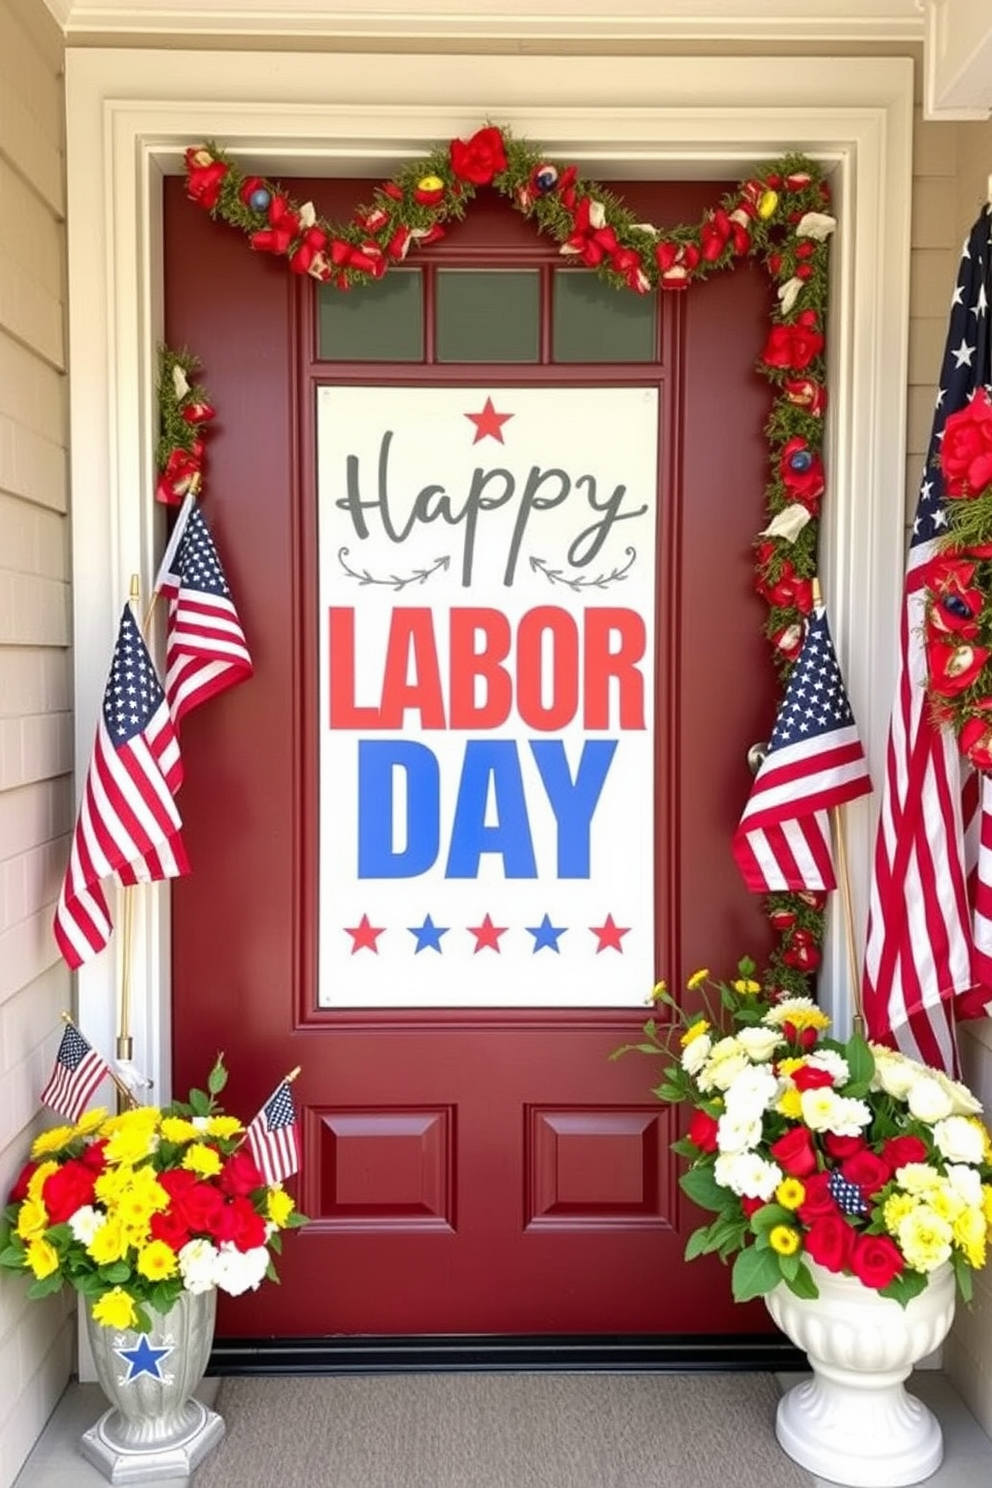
[
  {"left": 685, "top": 1226, "right": 718, "bottom": 1261},
  {"left": 189, "top": 1086, "right": 211, "bottom": 1117},
  {"left": 99, "top": 1261, "right": 132, "bottom": 1285},
  {"left": 679, "top": 1164, "right": 728, "bottom": 1213},
  {"left": 0, "top": 1243, "right": 27, "bottom": 1270},
  {"left": 843, "top": 1033, "right": 875, "bottom": 1092},
  {"left": 26, "top": 1272, "right": 65, "bottom": 1300},
  {"left": 208, "top": 1056, "right": 228, "bottom": 1096},
  {"left": 731, "top": 1244, "right": 784, "bottom": 1303},
  {"left": 749, "top": 1204, "right": 792, "bottom": 1235},
  {"left": 132, "top": 1304, "right": 153, "bottom": 1335},
  {"left": 783, "top": 1260, "right": 819, "bottom": 1299}
]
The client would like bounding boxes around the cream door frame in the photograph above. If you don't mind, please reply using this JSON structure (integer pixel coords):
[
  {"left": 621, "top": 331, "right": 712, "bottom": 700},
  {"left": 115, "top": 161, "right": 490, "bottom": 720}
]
[{"left": 64, "top": 49, "right": 914, "bottom": 1101}]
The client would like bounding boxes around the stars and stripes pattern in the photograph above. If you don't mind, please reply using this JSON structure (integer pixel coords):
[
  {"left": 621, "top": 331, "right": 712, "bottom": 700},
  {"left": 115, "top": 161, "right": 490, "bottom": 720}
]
[
  {"left": 156, "top": 500, "right": 253, "bottom": 726},
  {"left": 39, "top": 1024, "right": 111, "bottom": 1122},
  {"left": 732, "top": 605, "right": 871, "bottom": 892},
  {"left": 246, "top": 1081, "right": 300, "bottom": 1186},
  {"left": 52, "top": 606, "right": 187, "bottom": 968},
  {"left": 863, "top": 208, "right": 992, "bottom": 1074}
]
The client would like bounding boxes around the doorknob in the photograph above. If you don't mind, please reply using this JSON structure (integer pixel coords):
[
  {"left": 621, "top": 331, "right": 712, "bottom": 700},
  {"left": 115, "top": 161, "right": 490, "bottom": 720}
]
[{"left": 747, "top": 742, "right": 768, "bottom": 776}]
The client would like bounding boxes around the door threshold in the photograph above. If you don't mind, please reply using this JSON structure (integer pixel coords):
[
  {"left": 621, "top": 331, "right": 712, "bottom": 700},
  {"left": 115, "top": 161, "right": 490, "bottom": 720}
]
[{"left": 209, "top": 1333, "right": 805, "bottom": 1375}]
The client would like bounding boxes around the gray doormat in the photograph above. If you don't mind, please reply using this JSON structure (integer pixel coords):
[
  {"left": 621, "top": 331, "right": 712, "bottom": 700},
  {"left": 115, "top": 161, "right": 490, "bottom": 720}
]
[{"left": 192, "top": 1372, "right": 814, "bottom": 1488}]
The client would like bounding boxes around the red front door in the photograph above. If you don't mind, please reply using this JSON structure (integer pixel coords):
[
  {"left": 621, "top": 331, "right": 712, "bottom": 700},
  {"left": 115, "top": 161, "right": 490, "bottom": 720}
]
[{"left": 165, "top": 174, "right": 778, "bottom": 1344}]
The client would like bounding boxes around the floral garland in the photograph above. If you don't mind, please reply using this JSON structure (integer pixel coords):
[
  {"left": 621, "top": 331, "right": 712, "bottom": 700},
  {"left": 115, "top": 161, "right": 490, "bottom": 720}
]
[
  {"left": 182, "top": 126, "right": 836, "bottom": 997},
  {"left": 923, "top": 388, "right": 992, "bottom": 769}
]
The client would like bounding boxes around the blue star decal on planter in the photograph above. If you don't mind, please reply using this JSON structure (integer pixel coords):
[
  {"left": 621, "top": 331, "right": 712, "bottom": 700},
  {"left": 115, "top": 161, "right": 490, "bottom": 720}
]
[
  {"left": 408, "top": 914, "right": 448, "bottom": 953},
  {"left": 114, "top": 1334, "right": 174, "bottom": 1382},
  {"left": 526, "top": 914, "right": 567, "bottom": 953}
]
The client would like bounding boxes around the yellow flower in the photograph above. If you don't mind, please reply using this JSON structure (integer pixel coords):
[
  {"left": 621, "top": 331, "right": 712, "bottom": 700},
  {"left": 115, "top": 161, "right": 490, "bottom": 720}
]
[
  {"left": 680, "top": 1020, "right": 710, "bottom": 1047},
  {"left": 136, "top": 1240, "right": 179, "bottom": 1282},
  {"left": 91, "top": 1287, "right": 138, "bottom": 1330},
  {"left": 648, "top": 979, "right": 668, "bottom": 1004},
  {"left": 686, "top": 969, "right": 709, "bottom": 992},
  {"left": 776, "top": 1089, "right": 804, "bottom": 1120},
  {"left": 31, "top": 1125, "right": 77, "bottom": 1158},
  {"left": 205, "top": 1115, "right": 243, "bottom": 1141},
  {"left": 883, "top": 1193, "right": 917, "bottom": 1232},
  {"left": 267, "top": 1188, "right": 296, "bottom": 1228},
  {"left": 776, "top": 1058, "right": 804, "bottom": 1078},
  {"left": 953, "top": 1206, "right": 988, "bottom": 1270},
  {"left": 769, "top": 1225, "right": 801, "bottom": 1256},
  {"left": 160, "top": 1116, "right": 199, "bottom": 1144},
  {"left": 27, "top": 1161, "right": 59, "bottom": 1203},
  {"left": 763, "top": 998, "right": 830, "bottom": 1032},
  {"left": 732, "top": 978, "right": 762, "bottom": 996},
  {"left": 897, "top": 1207, "right": 954, "bottom": 1273},
  {"left": 982, "top": 1185, "right": 992, "bottom": 1225},
  {"left": 86, "top": 1217, "right": 128, "bottom": 1266},
  {"left": 16, "top": 1197, "right": 49, "bottom": 1242},
  {"left": 99, "top": 1106, "right": 160, "bottom": 1138},
  {"left": 182, "top": 1144, "right": 223, "bottom": 1178},
  {"left": 775, "top": 1178, "right": 806, "bottom": 1211},
  {"left": 72, "top": 1108, "right": 109, "bottom": 1138},
  {"left": 25, "top": 1238, "right": 60, "bottom": 1279},
  {"left": 104, "top": 1124, "right": 158, "bottom": 1167}
]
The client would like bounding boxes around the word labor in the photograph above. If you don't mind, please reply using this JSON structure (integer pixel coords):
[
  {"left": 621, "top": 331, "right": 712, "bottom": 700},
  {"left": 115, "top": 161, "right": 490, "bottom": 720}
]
[
  {"left": 337, "top": 430, "right": 649, "bottom": 586},
  {"left": 329, "top": 604, "right": 647, "bottom": 733}
]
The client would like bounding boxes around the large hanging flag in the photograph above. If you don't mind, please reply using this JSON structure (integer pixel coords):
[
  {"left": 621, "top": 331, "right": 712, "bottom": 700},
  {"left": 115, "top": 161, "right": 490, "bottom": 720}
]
[
  {"left": 246, "top": 1079, "right": 300, "bottom": 1186},
  {"left": 155, "top": 497, "right": 253, "bottom": 727},
  {"left": 53, "top": 606, "right": 187, "bottom": 968},
  {"left": 39, "top": 1022, "right": 111, "bottom": 1122},
  {"left": 733, "top": 604, "right": 871, "bottom": 893},
  {"left": 863, "top": 209, "right": 992, "bottom": 1074}
]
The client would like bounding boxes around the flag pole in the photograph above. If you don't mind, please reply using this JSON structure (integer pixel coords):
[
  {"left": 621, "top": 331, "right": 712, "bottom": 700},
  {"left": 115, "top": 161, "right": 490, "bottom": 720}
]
[
  {"left": 116, "top": 573, "right": 141, "bottom": 1110},
  {"left": 811, "top": 577, "right": 866, "bottom": 1040},
  {"left": 60, "top": 1012, "right": 136, "bottom": 1109}
]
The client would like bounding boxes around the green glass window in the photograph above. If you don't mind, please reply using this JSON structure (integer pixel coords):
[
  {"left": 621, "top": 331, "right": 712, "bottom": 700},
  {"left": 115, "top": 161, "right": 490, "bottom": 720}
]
[
  {"left": 317, "top": 270, "right": 423, "bottom": 362},
  {"left": 436, "top": 270, "right": 540, "bottom": 363},
  {"left": 553, "top": 271, "right": 656, "bottom": 363}
]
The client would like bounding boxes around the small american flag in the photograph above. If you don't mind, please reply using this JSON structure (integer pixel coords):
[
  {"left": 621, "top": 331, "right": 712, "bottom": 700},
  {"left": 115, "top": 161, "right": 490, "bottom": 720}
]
[
  {"left": 246, "top": 1081, "right": 300, "bottom": 1186},
  {"left": 732, "top": 605, "right": 872, "bottom": 892},
  {"left": 156, "top": 500, "right": 253, "bottom": 726},
  {"left": 863, "top": 208, "right": 992, "bottom": 1073},
  {"left": 40, "top": 1024, "right": 110, "bottom": 1122},
  {"left": 53, "top": 607, "right": 187, "bottom": 968}
]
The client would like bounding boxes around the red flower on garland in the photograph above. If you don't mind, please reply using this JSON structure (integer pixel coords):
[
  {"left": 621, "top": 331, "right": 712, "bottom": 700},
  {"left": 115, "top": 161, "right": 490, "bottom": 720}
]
[
  {"left": 184, "top": 147, "right": 228, "bottom": 210},
  {"left": 155, "top": 446, "right": 202, "bottom": 507},
  {"left": 924, "top": 558, "right": 984, "bottom": 640},
  {"left": 450, "top": 126, "right": 508, "bottom": 186},
  {"left": 779, "top": 436, "right": 825, "bottom": 509},
  {"left": 761, "top": 311, "right": 824, "bottom": 372},
  {"left": 926, "top": 637, "right": 991, "bottom": 699},
  {"left": 960, "top": 710, "right": 992, "bottom": 771},
  {"left": 940, "top": 386, "right": 992, "bottom": 498}
]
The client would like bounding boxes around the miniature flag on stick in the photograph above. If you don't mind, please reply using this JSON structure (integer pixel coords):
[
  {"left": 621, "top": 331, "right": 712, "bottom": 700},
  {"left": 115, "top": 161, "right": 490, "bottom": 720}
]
[
  {"left": 40, "top": 1022, "right": 111, "bottom": 1122},
  {"left": 154, "top": 497, "right": 253, "bottom": 727},
  {"left": 53, "top": 606, "right": 187, "bottom": 968},
  {"left": 732, "top": 604, "right": 872, "bottom": 893},
  {"left": 246, "top": 1077, "right": 300, "bottom": 1187}
]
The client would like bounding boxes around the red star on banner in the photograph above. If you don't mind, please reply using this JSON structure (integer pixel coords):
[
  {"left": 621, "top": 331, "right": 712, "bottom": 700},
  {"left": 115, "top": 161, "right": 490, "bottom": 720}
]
[
  {"left": 590, "top": 914, "right": 630, "bottom": 953},
  {"left": 345, "top": 914, "right": 385, "bottom": 954},
  {"left": 465, "top": 397, "right": 513, "bottom": 444},
  {"left": 468, "top": 913, "right": 507, "bottom": 953}
]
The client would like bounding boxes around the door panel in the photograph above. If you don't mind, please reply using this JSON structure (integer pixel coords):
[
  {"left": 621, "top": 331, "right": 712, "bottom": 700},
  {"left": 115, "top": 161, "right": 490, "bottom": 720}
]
[{"left": 165, "top": 174, "right": 777, "bottom": 1339}]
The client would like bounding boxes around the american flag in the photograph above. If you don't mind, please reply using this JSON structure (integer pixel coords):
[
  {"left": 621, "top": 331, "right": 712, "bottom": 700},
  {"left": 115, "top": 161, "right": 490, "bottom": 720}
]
[
  {"left": 732, "top": 605, "right": 872, "bottom": 892},
  {"left": 155, "top": 499, "right": 253, "bottom": 726},
  {"left": 39, "top": 1024, "right": 111, "bottom": 1122},
  {"left": 246, "top": 1081, "right": 300, "bottom": 1186},
  {"left": 863, "top": 210, "right": 992, "bottom": 1073},
  {"left": 52, "top": 606, "right": 188, "bottom": 968}
]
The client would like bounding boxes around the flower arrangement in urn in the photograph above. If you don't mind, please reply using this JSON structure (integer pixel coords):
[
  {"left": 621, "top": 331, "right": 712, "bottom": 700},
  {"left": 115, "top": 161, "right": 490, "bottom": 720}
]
[
  {"left": 615, "top": 961, "right": 992, "bottom": 1306},
  {"left": 0, "top": 1058, "right": 306, "bottom": 1332}
]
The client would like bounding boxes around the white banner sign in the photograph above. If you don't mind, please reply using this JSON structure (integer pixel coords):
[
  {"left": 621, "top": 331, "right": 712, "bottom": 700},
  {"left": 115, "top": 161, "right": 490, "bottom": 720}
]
[{"left": 317, "top": 385, "right": 658, "bottom": 1007}]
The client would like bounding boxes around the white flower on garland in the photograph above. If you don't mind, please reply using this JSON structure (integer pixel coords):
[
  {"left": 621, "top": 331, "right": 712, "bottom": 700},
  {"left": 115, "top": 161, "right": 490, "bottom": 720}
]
[
  {"left": 760, "top": 505, "right": 811, "bottom": 543},
  {"left": 796, "top": 211, "right": 837, "bottom": 241},
  {"left": 777, "top": 276, "right": 805, "bottom": 315}
]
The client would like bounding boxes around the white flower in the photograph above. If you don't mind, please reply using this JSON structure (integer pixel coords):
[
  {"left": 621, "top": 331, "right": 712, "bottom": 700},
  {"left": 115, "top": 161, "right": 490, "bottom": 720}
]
[
  {"left": 933, "top": 1070, "right": 983, "bottom": 1117},
  {"left": 178, "top": 1238, "right": 220, "bottom": 1294},
  {"left": 714, "top": 1152, "right": 782, "bottom": 1201},
  {"left": 906, "top": 1076, "right": 955, "bottom": 1124},
  {"left": 799, "top": 1088, "right": 871, "bottom": 1136},
  {"left": 681, "top": 1032, "right": 712, "bottom": 1077},
  {"left": 945, "top": 1163, "right": 984, "bottom": 1209},
  {"left": 299, "top": 201, "right": 317, "bottom": 229},
  {"left": 762, "top": 997, "right": 820, "bottom": 1027},
  {"left": 759, "top": 505, "right": 811, "bottom": 543},
  {"left": 870, "top": 1046, "right": 924, "bottom": 1100},
  {"left": 777, "top": 276, "right": 804, "bottom": 315},
  {"left": 796, "top": 211, "right": 836, "bottom": 241},
  {"left": 723, "top": 1064, "right": 781, "bottom": 1119},
  {"left": 716, "top": 1110, "right": 763, "bottom": 1154},
  {"left": 933, "top": 1116, "right": 986, "bottom": 1166},
  {"left": 697, "top": 1037, "right": 751, "bottom": 1093},
  {"left": 805, "top": 1050, "right": 849, "bottom": 1086},
  {"left": 735, "top": 1026, "right": 782, "bottom": 1064},
  {"left": 897, "top": 1207, "right": 953, "bottom": 1273},
  {"left": 895, "top": 1163, "right": 942, "bottom": 1195},
  {"left": 68, "top": 1206, "right": 106, "bottom": 1245},
  {"left": 172, "top": 364, "right": 189, "bottom": 399},
  {"left": 213, "top": 1243, "right": 270, "bottom": 1297}
]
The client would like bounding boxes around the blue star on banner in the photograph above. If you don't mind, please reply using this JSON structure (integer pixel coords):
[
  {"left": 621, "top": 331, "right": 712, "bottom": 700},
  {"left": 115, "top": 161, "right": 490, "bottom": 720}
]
[
  {"left": 408, "top": 914, "right": 448, "bottom": 953},
  {"left": 526, "top": 914, "right": 568, "bottom": 953},
  {"left": 114, "top": 1334, "right": 174, "bottom": 1382}
]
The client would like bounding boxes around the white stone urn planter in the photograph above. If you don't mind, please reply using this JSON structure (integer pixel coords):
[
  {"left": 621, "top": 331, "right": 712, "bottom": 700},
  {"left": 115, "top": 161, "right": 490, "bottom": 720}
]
[{"left": 764, "top": 1259, "right": 956, "bottom": 1488}]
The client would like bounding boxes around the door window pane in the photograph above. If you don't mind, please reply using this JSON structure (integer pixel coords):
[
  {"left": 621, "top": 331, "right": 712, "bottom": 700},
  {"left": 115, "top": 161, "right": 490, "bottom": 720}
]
[
  {"left": 553, "top": 271, "right": 656, "bottom": 363},
  {"left": 317, "top": 270, "right": 423, "bottom": 362},
  {"left": 436, "top": 270, "right": 539, "bottom": 363}
]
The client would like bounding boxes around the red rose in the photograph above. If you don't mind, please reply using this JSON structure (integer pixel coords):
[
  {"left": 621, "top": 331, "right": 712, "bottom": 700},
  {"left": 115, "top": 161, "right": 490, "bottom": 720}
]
[
  {"left": 823, "top": 1134, "right": 865, "bottom": 1160},
  {"left": 940, "top": 388, "right": 992, "bottom": 497},
  {"left": 450, "top": 127, "right": 508, "bottom": 186},
  {"left": 687, "top": 1109, "right": 719, "bottom": 1153},
  {"left": 960, "top": 714, "right": 992, "bottom": 771},
  {"left": 804, "top": 1214, "right": 856, "bottom": 1272},
  {"left": 797, "top": 1172, "right": 839, "bottom": 1221},
  {"left": 700, "top": 209, "right": 731, "bottom": 261},
  {"left": 184, "top": 147, "right": 229, "bottom": 211},
  {"left": 926, "top": 637, "right": 990, "bottom": 698},
  {"left": 840, "top": 1151, "right": 892, "bottom": 1198},
  {"left": 10, "top": 1161, "right": 39, "bottom": 1201},
  {"left": 761, "top": 320, "right": 824, "bottom": 372},
  {"left": 150, "top": 1207, "right": 191, "bottom": 1252},
  {"left": 166, "top": 1177, "right": 225, "bottom": 1235},
  {"left": 882, "top": 1135, "right": 929, "bottom": 1172},
  {"left": 770, "top": 1126, "right": 818, "bottom": 1177},
  {"left": 219, "top": 1150, "right": 265, "bottom": 1198},
  {"left": 213, "top": 1195, "right": 268, "bottom": 1252},
  {"left": 791, "top": 1064, "right": 834, "bottom": 1092},
  {"left": 849, "top": 1233, "right": 903, "bottom": 1290},
  {"left": 42, "top": 1160, "right": 97, "bottom": 1224},
  {"left": 741, "top": 1196, "right": 765, "bottom": 1218}
]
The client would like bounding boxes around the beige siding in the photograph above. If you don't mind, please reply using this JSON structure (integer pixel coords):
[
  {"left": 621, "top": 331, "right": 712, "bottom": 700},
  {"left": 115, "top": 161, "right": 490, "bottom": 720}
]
[{"left": 0, "top": 1, "right": 74, "bottom": 1485}]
